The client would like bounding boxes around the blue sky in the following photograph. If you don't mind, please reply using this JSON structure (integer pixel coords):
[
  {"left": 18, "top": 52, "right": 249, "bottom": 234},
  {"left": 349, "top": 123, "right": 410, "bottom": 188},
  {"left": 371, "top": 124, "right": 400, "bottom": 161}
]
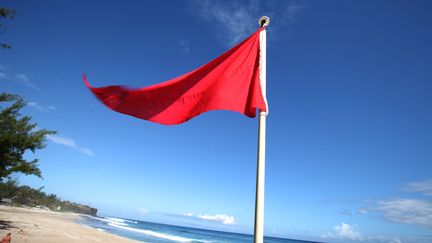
[{"left": 1, "top": 0, "right": 432, "bottom": 242}]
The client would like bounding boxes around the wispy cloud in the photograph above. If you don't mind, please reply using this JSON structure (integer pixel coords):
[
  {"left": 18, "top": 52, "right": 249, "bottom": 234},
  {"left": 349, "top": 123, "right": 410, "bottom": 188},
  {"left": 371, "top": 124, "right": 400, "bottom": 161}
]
[
  {"left": 137, "top": 208, "right": 149, "bottom": 214},
  {"left": 326, "top": 180, "right": 432, "bottom": 242},
  {"left": 15, "top": 73, "right": 29, "bottom": 82},
  {"left": 27, "top": 102, "right": 56, "bottom": 112},
  {"left": 403, "top": 178, "right": 432, "bottom": 196},
  {"left": 191, "top": 0, "right": 307, "bottom": 45},
  {"left": 5, "top": 72, "right": 38, "bottom": 89},
  {"left": 193, "top": 0, "right": 258, "bottom": 45},
  {"left": 0, "top": 64, "right": 39, "bottom": 90},
  {"left": 339, "top": 209, "right": 353, "bottom": 215},
  {"left": 323, "top": 223, "right": 362, "bottom": 241},
  {"left": 14, "top": 73, "right": 38, "bottom": 89},
  {"left": 375, "top": 198, "right": 432, "bottom": 228},
  {"left": 357, "top": 208, "right": 369, "bottom": 215},
  {"left": 178, "top": 39, "right": 191, "bottom": 53},
  {"left": 47, "top": 134, "right": 94, "bottom": 156},
  {"left": 172, "top": 212, "right": 236, "bottom": 225},
  {"left": 357, "top": 179, "right": 432, "bottom": 229},
  {"left": 390, "top": 238, "right": 403, "bottom": 243}
]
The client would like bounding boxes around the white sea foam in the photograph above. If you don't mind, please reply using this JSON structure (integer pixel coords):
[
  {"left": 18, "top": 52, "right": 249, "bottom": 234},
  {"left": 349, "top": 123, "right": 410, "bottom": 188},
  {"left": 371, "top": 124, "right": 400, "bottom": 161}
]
[
  {"left": 84, "top": 216, "right": 211, "bottom": 243},
  {"left": 96, "top": 228, "right": 105, "bottom": 232},
  {"left": 85, "top": 216, "right": 128, "bottom": 226},
  {"left": 106, "top": 217, "right": 138, "bottom": 224},
  {"left": 106, "top": 217, "right": 127, "bottom": 223},
  {"left": 108, "top": 222, "right": 200, "bottom": 242},
  {"left": 85, "top": 215, "right": 108, "bottom": 222}
]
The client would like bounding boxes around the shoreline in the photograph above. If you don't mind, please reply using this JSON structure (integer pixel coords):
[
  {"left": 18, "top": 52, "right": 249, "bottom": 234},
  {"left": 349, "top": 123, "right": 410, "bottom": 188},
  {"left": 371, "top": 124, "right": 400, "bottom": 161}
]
[{"left": 0, "top": 205, "right": 138, "bottom": 243}]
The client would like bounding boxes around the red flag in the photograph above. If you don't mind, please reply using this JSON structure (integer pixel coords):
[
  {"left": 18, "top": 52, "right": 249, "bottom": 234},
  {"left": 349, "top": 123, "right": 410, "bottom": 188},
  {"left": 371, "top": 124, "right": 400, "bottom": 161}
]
[{"left": 84, "top": 27, "right": 267, "bottom": 125}]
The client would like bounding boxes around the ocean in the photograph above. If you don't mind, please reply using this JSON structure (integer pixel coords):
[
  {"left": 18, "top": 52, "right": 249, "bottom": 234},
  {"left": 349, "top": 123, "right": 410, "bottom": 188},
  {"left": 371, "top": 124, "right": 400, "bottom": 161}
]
[{"left": 79, "top": 215, "right": 322, "bottom": 243}]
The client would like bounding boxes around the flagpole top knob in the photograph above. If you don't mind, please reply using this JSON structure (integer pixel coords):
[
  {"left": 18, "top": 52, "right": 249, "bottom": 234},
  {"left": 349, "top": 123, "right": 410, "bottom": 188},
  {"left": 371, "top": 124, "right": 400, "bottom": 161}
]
[{"left": 258, "top": 16, "right": 270, "bottom": 27}]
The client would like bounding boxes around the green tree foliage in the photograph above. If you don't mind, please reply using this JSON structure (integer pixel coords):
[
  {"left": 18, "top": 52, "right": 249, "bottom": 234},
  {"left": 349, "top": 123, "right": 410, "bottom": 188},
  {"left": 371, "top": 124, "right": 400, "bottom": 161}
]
[
  {"left": 0, "top": 93, "right": 56, "bottom": 181},
  {"left": 0, "top": 7, "right": 15, "bottom": 49},
  {"left": 0, "top": 177, "right": 18, "bottom": 198},
  {"left": 0, "top": 180, "right": 97, "bottom": 216}
]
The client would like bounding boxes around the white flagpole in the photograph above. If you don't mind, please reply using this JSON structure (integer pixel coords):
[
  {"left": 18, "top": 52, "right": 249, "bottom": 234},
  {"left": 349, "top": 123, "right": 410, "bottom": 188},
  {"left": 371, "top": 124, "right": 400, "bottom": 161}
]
[{"left": 254, "top": 16, "right": 270, "bottom": 243}]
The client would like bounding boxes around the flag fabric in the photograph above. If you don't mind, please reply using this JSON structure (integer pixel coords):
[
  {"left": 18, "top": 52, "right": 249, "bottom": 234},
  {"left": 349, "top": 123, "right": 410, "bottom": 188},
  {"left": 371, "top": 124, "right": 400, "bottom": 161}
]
[{"left": 84, "top": 27, "right": 267, "bottom": 125}]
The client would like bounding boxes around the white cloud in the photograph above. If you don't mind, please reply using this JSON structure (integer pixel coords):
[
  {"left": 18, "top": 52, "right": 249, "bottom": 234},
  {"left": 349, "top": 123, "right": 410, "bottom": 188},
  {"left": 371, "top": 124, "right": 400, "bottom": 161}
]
[
  {"left": 375, "top": 198, "right": 432, "bottom": 228},
  {"left": 15, "top": 73, "right": 29, "bottom": 82},
  {"left": 178, "top": 39, "right": 191, "bottom": 53},
  {"left": 47, "top": 134, "right": 94, "bottom": 156},
  {"left": 192, "top": 0, "right": 307, "bottom": 45},
  {"left": 323, "top": 223, "right": 362, "bottom": 241},
  {"left": 391, "top": 237, "right": 402, "bottom": 243},
  {"left": 27, "top": 102, "right": 56, "bottom": 112},
  {"left": 13, "top": 73, "right": 38, "bottom": 89},
  {"left": 137, "top": 208, "right": 149, "bottom": 214},
  {"left": 358, "top": 179, "right": 432, "bottom": 229},
  {"left": 323, "top": 224, "right": 408, "bottom": 243},
  {"left": 193, "top": 0, "right": 258, "bottom": 45},
  {"left": 403, "top": 178, "right": 432, "bottom": 196},
  {"left": 28, "top": 102, "right": 46, "bottom": 112},
  {"left": 357, "top": 208, "right": 369, "bottom": 215},
  {"left": 176, "top": 212, "right": 236, "bottom": 225},
  {"left": 198, "top": 214, "right": 235, "bottom": 225},
  {"left": 47, "top": 134, "right": 75, "bottom": 146},
  {"left": 278, "top": 1, "right": 304, "bottom": 28},
  {"left": 79, "top": 148, "right": 94, "bottom": 156},
  {"left": 0, "top": 65, "right": 39, "bottom": 90},
  {"left": 325, "top": 221, "right": 430, "bottom": 242}
]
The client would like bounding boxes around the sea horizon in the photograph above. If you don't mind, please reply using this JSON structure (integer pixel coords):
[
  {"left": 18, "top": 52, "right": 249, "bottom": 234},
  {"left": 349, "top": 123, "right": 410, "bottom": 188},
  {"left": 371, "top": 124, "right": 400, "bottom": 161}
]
[{"left": 78, "top": 215, "right": 324, "bottom": 243}]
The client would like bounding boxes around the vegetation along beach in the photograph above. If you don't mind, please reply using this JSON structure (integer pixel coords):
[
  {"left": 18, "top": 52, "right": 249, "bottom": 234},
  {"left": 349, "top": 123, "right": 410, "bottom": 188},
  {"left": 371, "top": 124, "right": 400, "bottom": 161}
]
[{"left": 1, "top": 1, "right": 432, "bottom": 243}]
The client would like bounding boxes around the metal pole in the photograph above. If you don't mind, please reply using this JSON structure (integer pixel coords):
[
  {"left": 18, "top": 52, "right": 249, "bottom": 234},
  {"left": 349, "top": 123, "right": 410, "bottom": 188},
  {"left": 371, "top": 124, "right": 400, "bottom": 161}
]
[{"left": 254, "top": 16, "right": 269, "bottom": 243}]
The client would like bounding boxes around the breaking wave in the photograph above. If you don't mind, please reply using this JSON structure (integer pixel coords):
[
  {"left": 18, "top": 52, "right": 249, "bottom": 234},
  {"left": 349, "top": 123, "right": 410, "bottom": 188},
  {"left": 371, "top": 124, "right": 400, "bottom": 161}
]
[{"left": 108, "top": 222, "right": 206, "bottom": 242}]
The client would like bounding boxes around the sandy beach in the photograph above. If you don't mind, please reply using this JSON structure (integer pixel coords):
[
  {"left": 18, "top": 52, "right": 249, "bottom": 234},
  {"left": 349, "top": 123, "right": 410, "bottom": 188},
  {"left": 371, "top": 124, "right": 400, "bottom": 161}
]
[{"left": 0, "top": 205, "right": 138, "bottom": 243}]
